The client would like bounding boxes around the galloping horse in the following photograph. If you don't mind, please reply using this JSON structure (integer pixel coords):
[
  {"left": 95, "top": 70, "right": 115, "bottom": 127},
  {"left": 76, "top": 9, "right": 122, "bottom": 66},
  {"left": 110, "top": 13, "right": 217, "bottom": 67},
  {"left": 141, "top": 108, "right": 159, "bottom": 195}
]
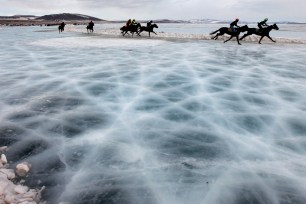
[
  {"left": 239, "top": 24, "right": 279, "bottom": 44},
  {"left": 87, "top": 24, "right": 94, "bottom": 33},
  {"left": 58, "top": 24, "right": 65, "bottom": 33},
  {"left": 120, "top": 23, "right": 141, "bottom": 37},
  {"left": 139, "top": 24, "right": 158, "bottom": 37},
  {"left": 210, "top": 25, "right": 249, "bottom": 45}
]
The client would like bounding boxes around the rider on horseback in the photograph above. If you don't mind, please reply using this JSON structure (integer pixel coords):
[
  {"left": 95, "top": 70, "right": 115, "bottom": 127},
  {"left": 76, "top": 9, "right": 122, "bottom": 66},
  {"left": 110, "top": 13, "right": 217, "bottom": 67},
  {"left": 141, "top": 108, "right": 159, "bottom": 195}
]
[
  {"left": 131, "top": 19, "right": 138, "bottom": 26},
  {"left": 88, "top": 20, "right": 94, "bottom": 30},
  {"left": 230, "top": 18, "right": 240, "bottom": 33},
  {"left": 126, "top": 19, "right": 132, "bottom": 28},
  {"left": 258, "top": 18, "right": 268, "bottom": 31},
  {"left": 147, "top": 20, "right": 153, "bottom": 28}
]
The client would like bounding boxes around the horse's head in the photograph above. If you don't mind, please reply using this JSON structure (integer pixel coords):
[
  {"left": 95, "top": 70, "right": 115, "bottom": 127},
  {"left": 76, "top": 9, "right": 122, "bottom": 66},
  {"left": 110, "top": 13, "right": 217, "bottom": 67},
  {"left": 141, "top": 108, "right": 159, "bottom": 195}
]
[
  {"left": 152, "top": 24, "right": 158, "bottom": 28},
  {"left": 272, "top": 23, "right": 279, "bottom": 30},
  {"left": 239, "top": 25, "right": 249, "bottom": 32},
  {"left": 120, "top": 26, "right": 125, "bottom": 31},
  {"left": 136, "top": 23, "right": 141, "bottom": 28}
]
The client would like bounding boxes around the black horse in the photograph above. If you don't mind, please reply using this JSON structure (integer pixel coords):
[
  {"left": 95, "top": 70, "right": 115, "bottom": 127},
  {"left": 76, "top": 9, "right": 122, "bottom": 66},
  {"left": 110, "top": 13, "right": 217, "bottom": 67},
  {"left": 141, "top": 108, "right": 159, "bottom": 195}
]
[
  {"left": 210, "top": 25, "right": 249, "bottom": 45},
  {"left": 58, "top": 24, "right": 65, "bottom": 33},
  {"left": 120, "top": 23, "right": 141, "bottom": 37},
  {"left": 239, "top": 24, "right": 279, "bottom": 44},
  {"left": 87, "top": 24, "right": 94, "bottom": 33},
  {"left": 139, "top": 24, "right": 158, "bottom": 37}
]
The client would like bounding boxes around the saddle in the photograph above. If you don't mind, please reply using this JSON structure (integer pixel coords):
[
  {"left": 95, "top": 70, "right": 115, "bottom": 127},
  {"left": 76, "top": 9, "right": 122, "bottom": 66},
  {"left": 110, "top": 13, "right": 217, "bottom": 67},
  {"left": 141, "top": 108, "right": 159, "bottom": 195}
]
[{"left": 228, "top": 28, "right": 237, "bottom": 33}]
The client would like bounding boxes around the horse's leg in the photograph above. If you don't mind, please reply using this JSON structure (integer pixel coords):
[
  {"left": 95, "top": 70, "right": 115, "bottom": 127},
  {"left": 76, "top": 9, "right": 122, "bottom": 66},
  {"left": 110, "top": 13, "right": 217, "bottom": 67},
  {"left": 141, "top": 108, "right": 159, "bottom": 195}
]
[
  {"left": 215, "top": 32, "right": 224, "bottom": 40},
  {"left": 152, "top": 31, "right": 157, "bottom": 35},
  {"left": 149, "top": 32, "right": 151, "bottom": 37},
  {"left": 259, "top": 36, "right": 264, "bottom": 44},
  {"left": 212, "top": 33, "right": 219, "bottom": 40},
  {"left": 211, "top": 34, "right": 217, "bottom": 39},
  {"left": 224, "top": 36, "right": 234, "bottom": 43},
  {"left": 236, "top": 36, "right": 241, "bottom": 45},
  {"left": 267, "top": 35, "right": 276, "bottom": 43},
  {"left": 239, "top": 33, "right": 249, "bottom": 41}
]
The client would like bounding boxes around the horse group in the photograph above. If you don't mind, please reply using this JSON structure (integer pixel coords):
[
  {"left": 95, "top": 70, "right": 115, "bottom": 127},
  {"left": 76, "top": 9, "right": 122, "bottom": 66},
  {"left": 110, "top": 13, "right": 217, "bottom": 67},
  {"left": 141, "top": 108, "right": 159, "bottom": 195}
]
[
  {"left": 58, "top": 22, "right": 159, "bottom": 37},
  {"left": 210, "top": 24, "right": 279, "bottom": 44},
  {"left": 58, "top": 22, "right": 279, "bottom": 44},
  {"left": 120, "top": 23, "right": 159, "bottom": 37}
]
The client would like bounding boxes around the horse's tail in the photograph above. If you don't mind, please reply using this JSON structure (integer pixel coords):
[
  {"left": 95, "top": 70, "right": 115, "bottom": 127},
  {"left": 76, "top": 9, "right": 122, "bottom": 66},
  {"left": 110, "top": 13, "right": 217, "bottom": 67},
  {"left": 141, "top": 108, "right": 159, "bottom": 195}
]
[{"left": 210, "top": 29, "right": 219, "bottom": 35}]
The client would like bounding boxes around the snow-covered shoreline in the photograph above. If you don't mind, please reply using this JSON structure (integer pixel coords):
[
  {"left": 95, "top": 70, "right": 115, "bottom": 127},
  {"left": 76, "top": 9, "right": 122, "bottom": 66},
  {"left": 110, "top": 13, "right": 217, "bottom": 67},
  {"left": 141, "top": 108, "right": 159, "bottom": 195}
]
[{"left": 67, "top": 26, "right": 306, "bottom": 44}]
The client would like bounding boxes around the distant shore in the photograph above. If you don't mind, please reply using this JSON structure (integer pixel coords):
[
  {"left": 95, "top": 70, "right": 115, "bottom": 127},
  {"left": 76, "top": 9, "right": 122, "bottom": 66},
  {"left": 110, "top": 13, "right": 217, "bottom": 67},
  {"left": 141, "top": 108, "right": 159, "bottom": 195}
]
[
  {"left": 1, "top": 19, "right": 306, "bottom": 27},
  {"left": 0, "top": 19, "right": 109, "bottom": 27},
  {"left": 0, "top": 19, "right": 194, "bottom": 27}
]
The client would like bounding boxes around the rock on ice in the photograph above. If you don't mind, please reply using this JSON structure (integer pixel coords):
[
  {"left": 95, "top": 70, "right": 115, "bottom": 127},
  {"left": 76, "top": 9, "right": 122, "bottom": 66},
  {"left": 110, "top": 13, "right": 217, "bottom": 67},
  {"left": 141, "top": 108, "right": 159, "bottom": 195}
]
[{"left": 16, "top": 162, "right": 31, "bottom": 177}]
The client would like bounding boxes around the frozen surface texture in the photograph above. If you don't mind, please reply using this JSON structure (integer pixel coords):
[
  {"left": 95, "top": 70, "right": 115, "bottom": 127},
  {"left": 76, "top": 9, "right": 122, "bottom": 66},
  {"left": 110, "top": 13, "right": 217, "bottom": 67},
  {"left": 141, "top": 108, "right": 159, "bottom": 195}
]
[{"left": 0, "top": 25, "right": 306, "bottom": 204}]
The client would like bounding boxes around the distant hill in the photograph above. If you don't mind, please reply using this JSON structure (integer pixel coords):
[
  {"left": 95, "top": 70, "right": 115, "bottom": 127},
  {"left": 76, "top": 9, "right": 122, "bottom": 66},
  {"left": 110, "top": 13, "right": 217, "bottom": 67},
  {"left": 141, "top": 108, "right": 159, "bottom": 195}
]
[
  {"left": 36, "top": 13, "right": 103, "bottom": 21},
  {"left": 154, "top": 19, "right": 188, "bottom": 23},
  {"left": 0, "top": 15, "right": 37, "bottom": 20}
]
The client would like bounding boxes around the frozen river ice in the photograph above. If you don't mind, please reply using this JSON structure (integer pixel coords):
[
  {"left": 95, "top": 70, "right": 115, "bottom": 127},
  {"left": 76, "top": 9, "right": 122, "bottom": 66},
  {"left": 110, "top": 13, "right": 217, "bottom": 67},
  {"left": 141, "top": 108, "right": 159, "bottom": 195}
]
[{"left": 1, "top": 24, "right": 306, "bottom": 204}]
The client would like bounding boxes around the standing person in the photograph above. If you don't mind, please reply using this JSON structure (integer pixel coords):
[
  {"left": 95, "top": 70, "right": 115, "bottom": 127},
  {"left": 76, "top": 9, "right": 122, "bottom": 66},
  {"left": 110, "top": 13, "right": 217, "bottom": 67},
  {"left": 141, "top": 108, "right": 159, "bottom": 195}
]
[
  {"left": 258, "top": 18, "right": 268, "bottom": 31},
  {"left": 230, "top": 18, "right": 240, "bottom": 32},
  {"left": 147, "top": 20, "right": 153, "bottom": 28}
]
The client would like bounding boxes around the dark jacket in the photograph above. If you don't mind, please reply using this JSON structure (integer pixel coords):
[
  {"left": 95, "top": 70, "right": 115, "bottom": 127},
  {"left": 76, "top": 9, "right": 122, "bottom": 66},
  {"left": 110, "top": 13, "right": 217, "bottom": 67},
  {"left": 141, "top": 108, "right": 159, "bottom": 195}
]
[{"left": 230, "top": 20, "right": 239, "bottom": 27}]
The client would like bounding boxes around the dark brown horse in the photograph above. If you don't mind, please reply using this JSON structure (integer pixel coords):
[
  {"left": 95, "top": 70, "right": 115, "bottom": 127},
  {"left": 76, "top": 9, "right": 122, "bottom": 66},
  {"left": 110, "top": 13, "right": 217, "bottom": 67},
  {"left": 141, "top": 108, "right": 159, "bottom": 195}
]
[
  {"left": 239, "top": 24, "right": 279, "bottom": 44},
  {"left": 210, "top": 25, "right": 249, "bottom": 45},
  {"left": 120, "top": 23, "right": 141, "bottom": 37},
  {"left": 139, "top": 24, "right": 158, "bottom": 37}
]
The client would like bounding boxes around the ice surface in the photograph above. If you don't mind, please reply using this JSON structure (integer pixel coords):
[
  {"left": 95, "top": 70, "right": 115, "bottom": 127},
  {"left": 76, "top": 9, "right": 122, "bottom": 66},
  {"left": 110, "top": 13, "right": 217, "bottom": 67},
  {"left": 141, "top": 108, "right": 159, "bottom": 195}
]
[{"left": 1, "top": 25, "right": 306, "bottom": 204}]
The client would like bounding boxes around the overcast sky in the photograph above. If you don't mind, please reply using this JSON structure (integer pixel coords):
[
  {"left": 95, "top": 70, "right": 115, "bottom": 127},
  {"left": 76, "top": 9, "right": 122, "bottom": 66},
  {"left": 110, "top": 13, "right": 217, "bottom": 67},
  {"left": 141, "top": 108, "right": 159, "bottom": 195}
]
[{"left": 0, "top": 0, "right": 305, "bottom": 22}]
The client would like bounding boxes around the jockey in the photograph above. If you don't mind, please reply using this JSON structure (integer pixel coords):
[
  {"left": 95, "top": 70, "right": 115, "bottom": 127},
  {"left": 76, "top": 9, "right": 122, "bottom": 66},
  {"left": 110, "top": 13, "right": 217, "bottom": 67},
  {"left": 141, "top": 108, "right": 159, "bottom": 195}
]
[
  {"left": 88, "top": 20, "right": 94, "bottom": 29},
  {"left": 230, "top": 18, "right": 240, "bottom": 32},
  {"left": 131, "top": 19, "right": 138, "bottom": 26},
  {"left": 258, "top": 18, "right": 268, "bottom": 30},
  {"left": 126, "top": 19, "right": 131, "bottom": 27},
  {"left": 147, "top": 20, "right": 153, "bottom": 28},
  {"left": 60, "top": 21, "right": 66, "bottom": 30}
]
